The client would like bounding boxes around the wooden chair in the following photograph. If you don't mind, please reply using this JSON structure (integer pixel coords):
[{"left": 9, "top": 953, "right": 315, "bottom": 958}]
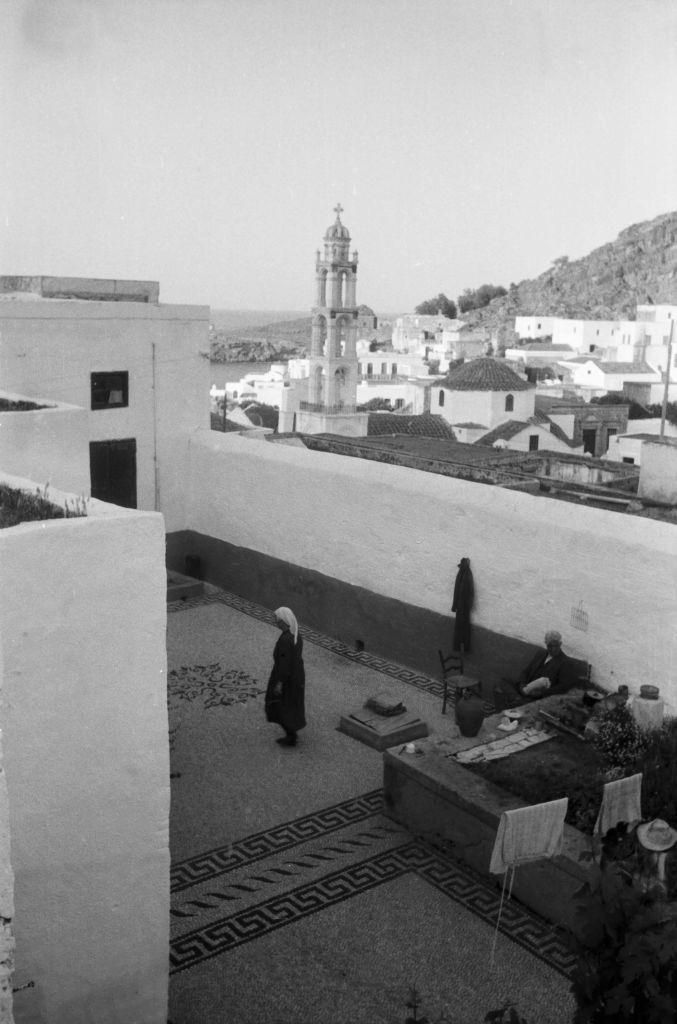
[{"left": 438, "top": 649, "right": 482, "bottom": 714}]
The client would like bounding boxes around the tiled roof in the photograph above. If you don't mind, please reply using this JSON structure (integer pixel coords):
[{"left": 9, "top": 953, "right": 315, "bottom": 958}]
[
  {"left": 598, "top": 361, "right": 657, "bottom": 375},
  {"left": 476, "top": 421, "right": 530, "bottom": 444},
  {"left": 367, "top": 413, "right": 456, "bottom": 439},
  {"left": 327, "top": 434, "right": 523, "bottom": 467},
  {"left": 442, "top": 357, "right": 532, "bottom": 392},
  {"left": 623, "top": 433, "right": 677, "bottom": 445},
  {"left": 477, "top": 416, "right": 579, "bottom": 449}
]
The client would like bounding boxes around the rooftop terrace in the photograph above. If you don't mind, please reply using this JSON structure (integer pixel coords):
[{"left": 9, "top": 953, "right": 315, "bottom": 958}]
[{"left": 167, "top": 585, "right": 576, "bottom": 1024}]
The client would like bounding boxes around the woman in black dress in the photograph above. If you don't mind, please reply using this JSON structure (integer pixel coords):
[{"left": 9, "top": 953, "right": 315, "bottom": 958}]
[{"left": 265, "top": 607, "right": 306, "bottom": 747}]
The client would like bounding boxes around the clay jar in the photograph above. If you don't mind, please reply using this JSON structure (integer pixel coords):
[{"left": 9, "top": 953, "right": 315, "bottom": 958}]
[{"left": 455, "top": 691, "right": 484, "bottom": 737}]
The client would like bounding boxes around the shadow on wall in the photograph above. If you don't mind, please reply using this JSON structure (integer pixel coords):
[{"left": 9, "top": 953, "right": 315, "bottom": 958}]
[{"left": 167, "top": 529, "right": 538, "bottom": 692}]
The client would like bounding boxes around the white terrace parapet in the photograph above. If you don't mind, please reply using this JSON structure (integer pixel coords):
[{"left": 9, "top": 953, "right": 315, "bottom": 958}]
[
  {"left": 0, "top": 478, "right": 169, "bottom": 1023},
  {"left": 0, "top": 392, "right": 90, "bottom": 496}
]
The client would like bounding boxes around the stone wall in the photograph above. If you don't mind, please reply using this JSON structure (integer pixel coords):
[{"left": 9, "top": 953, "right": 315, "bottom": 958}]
[
  {"left": 177, "top": 430, "right": 677, "bottom": 706},
  {"left": 0, "top": 479, "right": 169, "bottom": 1023}
]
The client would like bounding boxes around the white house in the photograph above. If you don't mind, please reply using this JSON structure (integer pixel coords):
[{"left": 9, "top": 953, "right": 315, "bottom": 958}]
[
  {"left": 477, "top": 418, "right": 580, "bottom": 454},
  {"left": 0, "top": 276, "right": 210, "bottom": 532},
  {"left": 558, "top": 358, "right": 662, "bottom": 397},
  {"left": 551, "top": 319, "right": 619, "bottom": 355},
  {"left": 391, "top": 313, "right": 456, "bottom": 353},
  {"left": 514, "top": 315, "right": 558, "bottom": 339},
  {"left": 607, "top": 419, "right": 677, "bottom": 466}
]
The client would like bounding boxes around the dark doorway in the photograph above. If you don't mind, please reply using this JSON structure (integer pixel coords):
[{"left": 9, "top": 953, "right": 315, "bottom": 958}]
[
  {"left": 89, "top": 438, "right": 137, "bottom": 508},
  {"left": 582, "top": 428, "right": 597, "bottom": 455}
]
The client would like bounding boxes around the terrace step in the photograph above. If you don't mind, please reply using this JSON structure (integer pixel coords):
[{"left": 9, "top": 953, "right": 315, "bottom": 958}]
[{"left": 167, "top": 571, "right": 204, "bottom": 603}]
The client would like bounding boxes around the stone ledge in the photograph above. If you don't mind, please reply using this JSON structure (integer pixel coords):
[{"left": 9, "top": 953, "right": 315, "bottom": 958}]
[{"left": 383, "top": 739, "right": 593, "bottom": 937}]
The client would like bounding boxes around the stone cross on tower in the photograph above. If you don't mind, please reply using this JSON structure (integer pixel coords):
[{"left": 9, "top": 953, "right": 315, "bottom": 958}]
[{"left": 333, "top": 202, "right": 344, "bottom": 218}]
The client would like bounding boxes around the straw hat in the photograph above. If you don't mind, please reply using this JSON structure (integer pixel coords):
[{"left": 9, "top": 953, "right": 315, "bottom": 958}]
[{"left": 636, "top": 818, "right": 677, "bottom": 852}]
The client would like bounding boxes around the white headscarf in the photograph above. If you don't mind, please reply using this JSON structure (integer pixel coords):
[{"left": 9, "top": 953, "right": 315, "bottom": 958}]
[{"left": 274, "top": 607, "right": 299, "bottom": 644}]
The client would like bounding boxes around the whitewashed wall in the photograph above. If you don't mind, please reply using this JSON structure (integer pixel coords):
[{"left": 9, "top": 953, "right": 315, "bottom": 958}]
[
  {"left": 187, "top": 430, "right": 677, "bottom": 704},
  {"left": 639, "top": 441, "right": 677, "bottom": 503},
  {"left": 0, "top": 396, "right": 89, "bottom": 496},
  {"left": 435, "top": 387, "right": 534, "bottom": 427},
  {"left": 0, "top": 481, "right": 169, "bottom": 1024}
]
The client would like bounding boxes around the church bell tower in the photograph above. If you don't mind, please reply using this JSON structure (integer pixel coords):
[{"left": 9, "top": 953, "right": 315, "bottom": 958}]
[{"left": 308, "top": 204, "right": 360, "bottom": 410}]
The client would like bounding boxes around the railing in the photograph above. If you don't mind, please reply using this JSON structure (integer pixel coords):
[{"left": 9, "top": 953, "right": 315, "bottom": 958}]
[
  {"left": 299, "top": 401, "right": 358, "bottom": 415},
  {"left": 358, "top": 374, "right": 408, "bottom": 382}
]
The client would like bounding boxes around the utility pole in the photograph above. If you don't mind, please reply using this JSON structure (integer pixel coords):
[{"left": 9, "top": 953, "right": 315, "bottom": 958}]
[{"left": 660, "top": 318, "right": 674, "bottom": 439}]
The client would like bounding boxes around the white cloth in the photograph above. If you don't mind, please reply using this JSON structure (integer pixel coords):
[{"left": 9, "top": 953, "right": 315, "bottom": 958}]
[
  {"left": 594, "top": 773, "right": 642, "bottom": 836},
  {"left": 522, "top": 676, "right": 551, "bottom": 696},
  {"left": 489, "top": 798, "right": 568, "bottom": 875},
  {"left": 274, "top": 606, "right": 298, "bottom": 644}
]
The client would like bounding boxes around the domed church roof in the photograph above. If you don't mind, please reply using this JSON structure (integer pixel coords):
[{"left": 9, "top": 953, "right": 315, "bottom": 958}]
[
  {"left": 442, "top": 357, "right": 533, "bottom": 392},
  {"left": 325, "top": 202, "right": 350, "bottom": 241}
]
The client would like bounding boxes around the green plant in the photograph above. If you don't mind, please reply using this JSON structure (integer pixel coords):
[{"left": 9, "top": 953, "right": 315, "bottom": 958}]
[
  {"left": 571, "top": 861, "right": 677, "bottom": 1023},
  {"left": 591, "top": 704, "right": 648, "bottom": 777},
  {"left": 639, "top": 719, "right": 677, "bottom": 838}
]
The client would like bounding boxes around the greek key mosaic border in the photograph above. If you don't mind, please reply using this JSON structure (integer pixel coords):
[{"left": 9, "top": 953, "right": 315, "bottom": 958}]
[
  {"left": 170, "top": 839, "right": 574, "bottom": 979},
  {"left": 168, "top": 588, "right": 493, "bottom": 712},
  {"left": 171, "top": 789, "right": 384, "bottom": 893}
]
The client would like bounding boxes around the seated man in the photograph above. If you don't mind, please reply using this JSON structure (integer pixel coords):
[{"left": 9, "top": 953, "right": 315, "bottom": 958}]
[{"left": 517, "top": 630, "right": 577, "bottom": 699}]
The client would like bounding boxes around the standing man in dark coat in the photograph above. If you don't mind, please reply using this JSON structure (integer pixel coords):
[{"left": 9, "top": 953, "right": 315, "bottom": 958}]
[
  {"left": 452, "top": 557, "right": 474, "bottom": 653},
  {"left": 265, "top": 607, "right": 306, "bottom": 747}
]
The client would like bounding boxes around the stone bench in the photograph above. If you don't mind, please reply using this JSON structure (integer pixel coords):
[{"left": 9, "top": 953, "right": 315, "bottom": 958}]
[{"left": 383, "top": 737, "right": 594, "bottom": 937}]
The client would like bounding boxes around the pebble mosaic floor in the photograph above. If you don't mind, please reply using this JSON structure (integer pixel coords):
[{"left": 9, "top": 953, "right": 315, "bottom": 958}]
[
  {"left": 169, "top": 587, "right": 495, "bottom": 714},
  {"left": 167, "top": 587, "right": 576, "bottom": 1024}
]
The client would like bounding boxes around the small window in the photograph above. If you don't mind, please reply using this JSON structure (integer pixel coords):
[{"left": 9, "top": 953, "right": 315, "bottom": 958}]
[
  {"left": 528, "top": 434, "right": 539, "bottom": 451},
  {"left": 622, "top": 456, "right": 635, "bottom": 464},
  {"left": 391, "top": 364, "right": 397, "bottom": 377},
  {"left": 395, "top": 398, "right": 404, "bottom": 409},
  {"left": 381, "top": 362, "right": 387, "bottom": 375},
  {"left": 439, "top": 390, "right": 445, "bottom": 407},
  {"left": 91, "top": 371, "right": 128, "bottom": 410},
  {"left": 505, "top": 394, "right": 514, "bottom": 412},
  {"left": 367, "top": 363, "right": 373, "bottom": 376}
]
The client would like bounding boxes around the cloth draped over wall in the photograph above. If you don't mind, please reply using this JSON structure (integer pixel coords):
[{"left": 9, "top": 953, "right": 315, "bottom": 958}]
[
  {"left": 594, "top": 773, "right": 643, "bottom": 837},
  {"left": 488, "top": 797, "right": 569, "bottom": 964},
  {"left": 489, "top": 798, "right": 569, "bottom": 876},
  {"left": 451, "top": 556, "right": 474, "bottom": 653}
]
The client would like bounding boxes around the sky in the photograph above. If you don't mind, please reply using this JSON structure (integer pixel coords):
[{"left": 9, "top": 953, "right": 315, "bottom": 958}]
[{"left": 2, "top": 0, "right": 677, "bottom": 313}]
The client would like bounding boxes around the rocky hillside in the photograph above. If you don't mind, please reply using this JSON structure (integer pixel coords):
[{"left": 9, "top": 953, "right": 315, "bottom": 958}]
[
  {"left": 465, "top": 210, "right": 677, "bottom": 343},
  {"left": 210, "top": 304, "right": 381, "bottom": 363},
  {"left": 210, "top": 316, "right": 312, "bottom": 363}
]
